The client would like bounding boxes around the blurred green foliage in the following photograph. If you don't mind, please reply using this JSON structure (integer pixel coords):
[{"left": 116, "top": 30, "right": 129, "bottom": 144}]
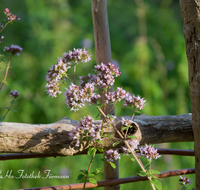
[{"left": 0, "top": 0, "right": 195, "bottom": 189}]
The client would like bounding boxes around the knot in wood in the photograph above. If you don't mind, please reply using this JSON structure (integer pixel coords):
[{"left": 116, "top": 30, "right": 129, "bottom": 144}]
[{"left": 115, "top": 120, "right": 142, "bottom": 142}]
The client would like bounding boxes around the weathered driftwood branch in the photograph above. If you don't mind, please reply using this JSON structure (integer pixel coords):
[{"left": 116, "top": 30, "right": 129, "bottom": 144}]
[{"left": 0, "top": 114, "right": 193, "bottom": 155}]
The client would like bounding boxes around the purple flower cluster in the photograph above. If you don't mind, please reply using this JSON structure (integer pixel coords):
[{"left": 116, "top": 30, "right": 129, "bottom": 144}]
[
  {"left": 68, "top": 116, "right": 102, "bottom": 147},
  {"left": 4, "top": 44, "right": 23, "bottom": 56},
  {"left": 121, "top": 117, "right": 134, "bottom": 127},
  {"left": 3, "top": 8, "right": 20, "bottom": 22},
  {"left": 64, "top": 83, "right": 100, "bottom": 112},
  {"left": 138, "top": 144, "right": 161, "bottom": 161},
  {"left": 46, "top": 49, "right": 91, "bottom": 97},
  {"left": 122, "top": 139, "right": 140, "bottom": 155},
  {"left": 105, "top": 87, "right": 127, "bottom": 104},
  {"left": 123, "top": 93, "right": 146, "bottom": 110},
  {"left": 104, "top": 149, "right": 121, "bottom": 162},
  {"left": 62, "top": 48, "right": 91, "bottom": 64},
  {"left": 179, "top": 175, "right": 193, "bottom": 186},
  {"left": 79, "top": 74, "right": 96, "bottom": 88},
  {"left": 10, "top": 90, "right": 19, "bottom": 98},
  {"left": 94, "top": 63, "right": 121, "bottom": 88},
  {"left": 46, "top": 58, "right": 71, "bottom": 97}
]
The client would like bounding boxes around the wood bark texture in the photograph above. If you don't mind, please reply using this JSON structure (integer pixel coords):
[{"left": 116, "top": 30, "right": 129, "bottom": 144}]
[
  {"left": 91, "top": 0, "right": 118, "bottom": 189},
  {"left": 0, "top": 114, "right": 193, "bottom": 155},
  {"left": 180, "top": 0, "right": 200, "bottom": 188}
]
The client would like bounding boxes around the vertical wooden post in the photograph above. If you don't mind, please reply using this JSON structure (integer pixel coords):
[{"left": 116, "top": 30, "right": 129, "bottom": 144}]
[
  {"left": 91, "top": 0, "right": 120, "bottom": 190},
  {"left": 180, "top": 0, "right": 200, "bottom": 189}
]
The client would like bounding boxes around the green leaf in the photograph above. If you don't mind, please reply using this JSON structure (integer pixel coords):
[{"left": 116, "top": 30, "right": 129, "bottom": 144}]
[
  {"left": 127, "top": 135, "right": 137, "bottom": 139},
  {"left": 109, "top": 162, "right": 116, "bottom": 169},
  {"left": 80, "top": 170, "right": 88, "bottom": 175},
  {"left": 151, "top": 179, "right": 162, "bottom": 190},
  {"left": 1, "top": 106, "right": 9, "bottom": 109},
  {"left": 88, "top": 173, "right": 96, "bottom": 178},
  {"left": 105, "top": 134, "right": 113, "bottom": 137},
  {"left": 87, "top": 147, "right": 96, "bottom": 156},
  {"left": 122, "top": 127, "right": 128, "bottom": 130},
  {"left": 137, "top": 171, "right": 147, "bottom": 177},
  {"left": 10, "top": 101, "right": 15, "bottom": 105},
  {"left": 95, "top": 168, "right": 102, "bottom": 173},
  {"left": 144, "top": 163, "right": 151, "bottom": 170},
  {"left": 97, "top": 147, "right": 104, "bottom": 153},
  {"left": 85, "top": 136, "right": 92, "bottom": 141},
  {"left": 101, "top": 158, "right": 107, "bottom": 162},
  {"left": 89, "top": 178, "right": 97, "bottom": 185},
  {"left": 96, "top": 140, "right": 103, "bottom": 144},
  {"left": 107, "top": 114, "right": 112, "bottom": 118},
  {"left": 131, "top": 158, "right": 135, "bottom": 162},
  {"left": 10, "top": 109, "right": 17, "bottom": 112},
  {"left": 113, "top": 140, "right": 122, "bottom": 147},
  {"left": 76, "top": 174, "right": 85, "bottom": 181}
]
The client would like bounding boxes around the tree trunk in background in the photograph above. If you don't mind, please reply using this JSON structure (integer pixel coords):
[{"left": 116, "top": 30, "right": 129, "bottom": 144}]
[
  {"left": 91, "top": 1, "right": 119, "bottom": 190},
  {"left": 180, "top": 0, "right": 200, "bottom": 189}
]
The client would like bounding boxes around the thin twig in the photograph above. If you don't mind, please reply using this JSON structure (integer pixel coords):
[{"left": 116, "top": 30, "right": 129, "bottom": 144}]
[
  {"left": 97, "top": 106, "right": 156, "bottom": 190},
  {"left": 0, "top": 54, "right": 12, "bottom": 91},
  {"left": 83, "top": 150, "right": 96, "bottom": 190},
  {"left": 0, "top": 21, "right": 9, "bottom": 33}
]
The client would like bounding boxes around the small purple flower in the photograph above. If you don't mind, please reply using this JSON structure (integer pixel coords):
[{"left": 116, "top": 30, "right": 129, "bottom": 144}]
[
  {"left": 94, "top": 63, "right": 121, "bottom": 88},
  {"left": 46, "top": 58, "right": 71, "bottom": 97},
  {"left": 7, "top": 13, "right": 20, "bottom": 21},
  {"left": 123, "top": 93, "right": 146, "bottom": 110},
  {"left": 122, "top": 139, "right": 140, "bottom": 155},
  {"left": 79, "top": 74, "right": 96, "bottom": 88},
  {"left": 64, "top": 83, "right": 85, "bottom": 112},
  {"left": 138, "top": 144, "right": 161, "bottom": 161},
  {"left": 3, "top": 8, "right": 10, "bottom": 15},
  {"left": 3, "top": 9, "right": 20, "bottom": 22},
  {"left": 104, "top": 149, "right": 121, "bottom": 162},
  {"left": 68, "top": 116, "right": 102, "bottom": 147},
  {"left": 10, "top": 90, "right": 19, "bottom": 98},
  {"left": 4, "top": 44, "right": 23, "bottom": 56},
  {"left": 0, "top": 36, "right": 4, "bottom": 43},
  {"left": 63, "top": 48, "right": 91, "bottom": 64},
  {"left": 105, "top": 87, "right": 127, "bottom": 104},
  {"left": 179, "top": 175, "right": 193, "bottom": 186}
]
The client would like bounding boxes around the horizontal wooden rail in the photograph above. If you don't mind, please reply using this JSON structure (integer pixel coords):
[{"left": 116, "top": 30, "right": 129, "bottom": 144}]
[
  {"left": 0, "top": 114, "right": 193, "bottom": 155},
  {"left": 0, "top": 148, "right": 194, "bottom": 161},
  {"left": 18, "top": 167, "right": 195, "bottom": 190}
]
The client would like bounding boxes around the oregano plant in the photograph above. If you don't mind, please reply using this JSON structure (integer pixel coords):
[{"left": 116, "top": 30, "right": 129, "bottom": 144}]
[{"left": 45, "top": 48, "right": 164, "bottom": 190}]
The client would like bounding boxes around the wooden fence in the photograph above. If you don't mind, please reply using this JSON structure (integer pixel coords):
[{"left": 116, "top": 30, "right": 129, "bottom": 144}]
[{"left": 1, "top": 0, "right": 200, "bottom": 189}]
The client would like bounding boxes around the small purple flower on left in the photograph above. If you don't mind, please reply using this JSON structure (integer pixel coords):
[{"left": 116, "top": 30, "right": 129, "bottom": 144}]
[
  {"left": 10, "top": 90, "right": 19, "bottom": 98},
  {"left": 4, "top": 44, "right": 23, "bottom": 56}
]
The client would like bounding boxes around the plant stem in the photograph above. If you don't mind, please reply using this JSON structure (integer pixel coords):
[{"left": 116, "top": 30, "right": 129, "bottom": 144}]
[
  {"left": 0, "top": 21, "right": 9, "bottom": 33},
  {"left": 74, "top": 65, "right": 76, "bottom": 84},
  {"left": 97, "top": 106, "right": 156, "bottom": 190},
  {"left": 97, "top": 106, "right": 124, "bottom": 139},
  {"left": 66, "top": 75, "right": 76, "bottom": 84},
  {"left": 2, "top": 99, "right": 14, "bottom": 120},
  {"left": 0, "top": 54, "right": 12, "bottom": 91},
  {"left": 131, "top": 110, "right": 136, "bottom": 121},
  {"left": 108, "top": 100, "right": 117, "bottom": 114},
  {"left": 83, "top": 149, "right": 96, "bottom": 190}
]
